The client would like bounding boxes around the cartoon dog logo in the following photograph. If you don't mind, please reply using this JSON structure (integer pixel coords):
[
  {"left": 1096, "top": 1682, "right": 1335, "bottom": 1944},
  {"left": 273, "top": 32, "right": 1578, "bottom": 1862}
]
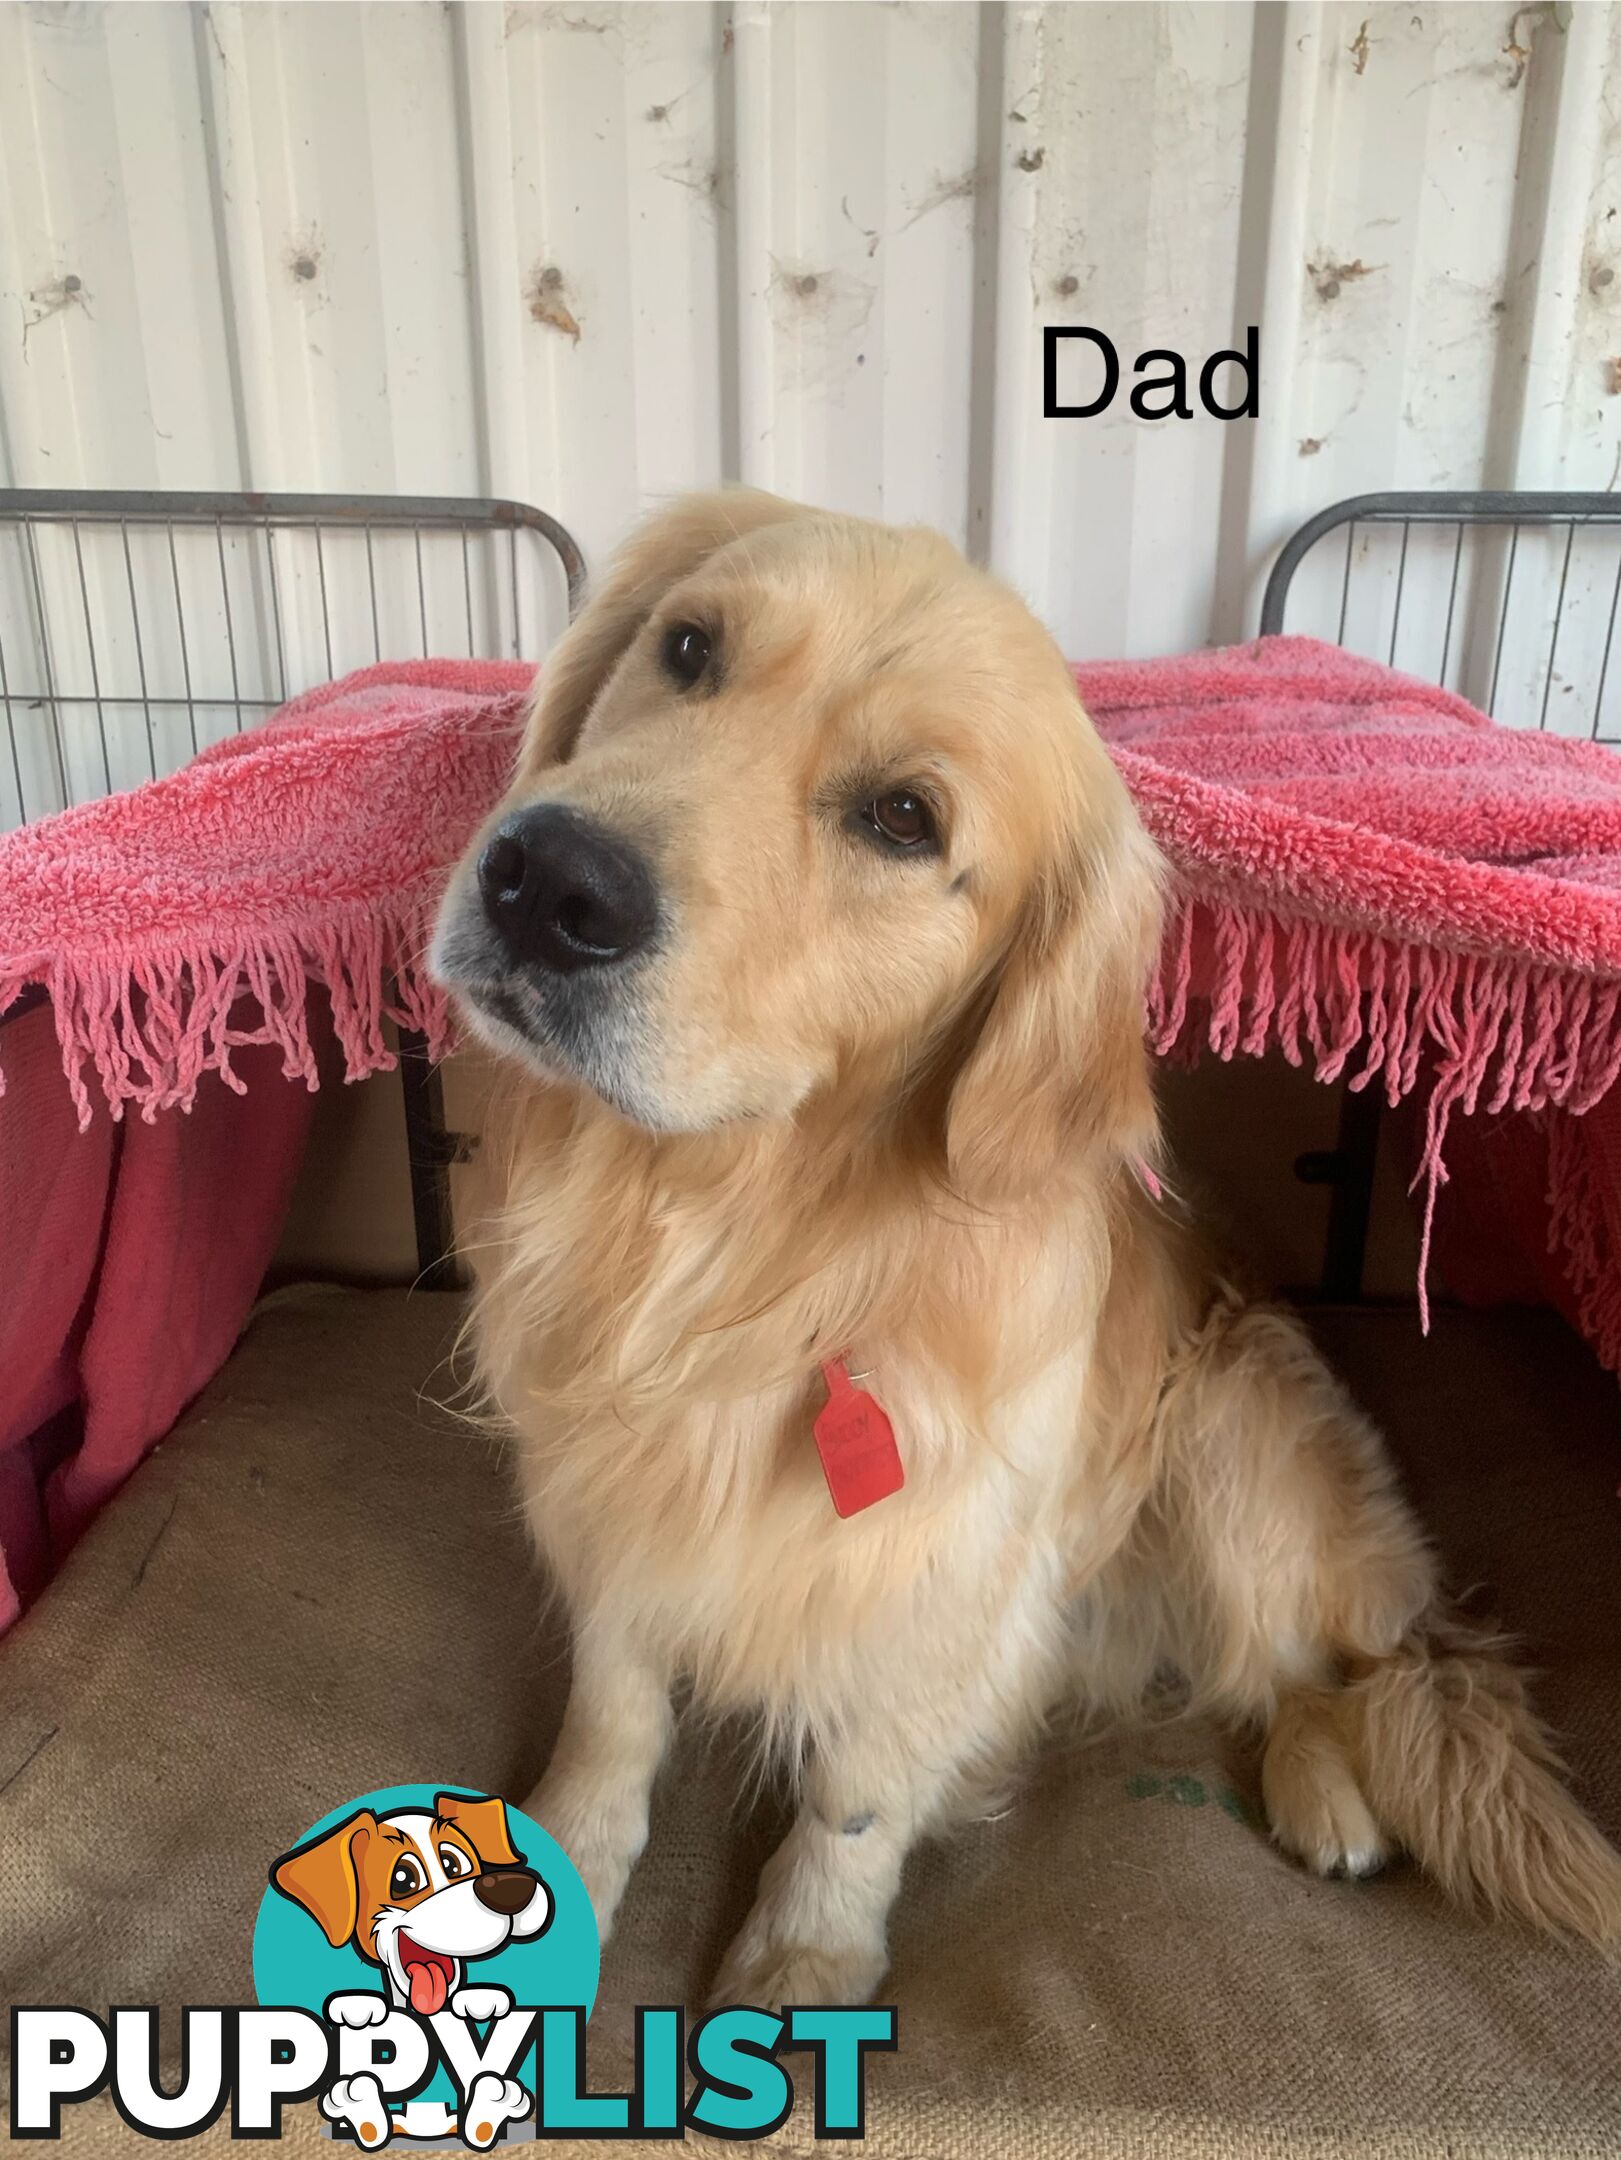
[{"left": 271, "top": 1790, "right": 553, "bottom": 2149}]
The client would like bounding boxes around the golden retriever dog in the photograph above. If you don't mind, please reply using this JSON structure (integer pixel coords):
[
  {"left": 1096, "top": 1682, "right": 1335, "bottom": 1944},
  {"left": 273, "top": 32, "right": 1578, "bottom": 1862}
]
[{"left": 431, "top": 489, "right": 1621, "bottom": 2007}]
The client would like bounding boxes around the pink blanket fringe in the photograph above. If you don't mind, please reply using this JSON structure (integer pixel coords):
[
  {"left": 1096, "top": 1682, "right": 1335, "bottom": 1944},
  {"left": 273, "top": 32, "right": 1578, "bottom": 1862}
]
[
  {"left": 1149, "top": 895, "right": 1621, "bottom": 1356},
  {"left": 9, "top": 900, "right": 451, "bottom": 1133},
  {"left": 1544, "top": 1109, "right": 1621, "bottom": 1376},
  {"left": 0, "top": 656, "right": 531, "bottom": 1131},
  {"left": 19, "top": 873, "right": 1620, "bottom": 1362}
]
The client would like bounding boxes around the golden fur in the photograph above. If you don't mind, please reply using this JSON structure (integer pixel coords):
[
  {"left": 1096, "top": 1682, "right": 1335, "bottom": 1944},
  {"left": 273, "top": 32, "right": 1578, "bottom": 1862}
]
[{"left": 432, "top": 489, "right": 1621, "bottom": 2006}]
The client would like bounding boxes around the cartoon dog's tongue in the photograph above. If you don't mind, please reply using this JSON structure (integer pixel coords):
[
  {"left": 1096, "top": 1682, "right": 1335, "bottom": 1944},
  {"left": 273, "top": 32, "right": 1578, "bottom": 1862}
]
[{"left": 399, "top": 1938, "right": 452, "bottom": 2015}]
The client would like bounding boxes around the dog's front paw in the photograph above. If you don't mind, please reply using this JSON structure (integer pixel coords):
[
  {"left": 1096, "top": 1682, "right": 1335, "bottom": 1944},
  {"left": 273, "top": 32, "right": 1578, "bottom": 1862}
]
[
  {"left": 710, "top": 1931, "right": 887, "bottom": 2011},
  {"left": 320, "top": 2072, "right": 392, "bottom": 2148},
  {"left": 1262, "top": 1734, "right": 1390, "bottom": 1882},
  {"left": 523, "top": 1775, "right": 645, "bottom": 1944},
  {"left": 450, "top": 1984, "right": 512, "bottom": 2023},
  {"left": 459, "top": 2073, "right": 529, "bottom": 2151},
  {"left": 325, "top": 1992, "right": 390, "bottom": 2029}
]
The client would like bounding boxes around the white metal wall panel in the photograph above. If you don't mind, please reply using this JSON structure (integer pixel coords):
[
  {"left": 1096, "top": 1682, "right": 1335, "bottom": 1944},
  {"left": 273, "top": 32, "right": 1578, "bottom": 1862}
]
[{"left": 3, "top": 0, "right": 1621, "bottom": 831}]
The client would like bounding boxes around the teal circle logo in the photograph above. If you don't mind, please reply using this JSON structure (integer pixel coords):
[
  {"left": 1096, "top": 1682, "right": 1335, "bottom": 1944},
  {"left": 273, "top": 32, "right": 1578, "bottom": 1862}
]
[{"left": 253, "top": 1784, "right": 597, "bottom": 2144}]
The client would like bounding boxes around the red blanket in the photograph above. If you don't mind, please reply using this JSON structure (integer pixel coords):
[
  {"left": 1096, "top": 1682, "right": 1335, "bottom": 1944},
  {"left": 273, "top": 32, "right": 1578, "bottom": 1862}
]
[
  {"left": 4, "top": 640, "right": 1620, "bottom": 1620},
  {"left": 0, "top": 662, "right": 531, "bottom": 1624}
]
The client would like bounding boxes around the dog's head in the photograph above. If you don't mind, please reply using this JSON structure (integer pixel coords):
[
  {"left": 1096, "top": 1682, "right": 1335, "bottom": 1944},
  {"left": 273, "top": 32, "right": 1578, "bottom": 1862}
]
[
  {"left": 432, "top": 489, "right": 1162, "bottom": 1199},
  {"left": 270, "top": 1791, "right": 552, "bottom": 2014}
]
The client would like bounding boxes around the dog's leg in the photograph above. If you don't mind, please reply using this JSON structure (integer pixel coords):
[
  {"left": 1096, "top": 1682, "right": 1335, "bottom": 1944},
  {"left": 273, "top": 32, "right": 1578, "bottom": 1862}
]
[
  {"left": 1261, "top": 1683, "right": 1388, "bottom": 1879},
  {"left": 1157, "top": 1294, "right": 1621, "bottom": 1941},
  {"left": 1149, "top": 1296, "right": 1431, "bottom": 1874},
  {"left": 524, "top": 1611, "right": 672, "bottom": 1940},
  {"left": 709, "top": 1743, "right": 927, "bottom": 2010},
  {"left": 710, "top": 1609, "right": 1053, "bottom": 2010}
]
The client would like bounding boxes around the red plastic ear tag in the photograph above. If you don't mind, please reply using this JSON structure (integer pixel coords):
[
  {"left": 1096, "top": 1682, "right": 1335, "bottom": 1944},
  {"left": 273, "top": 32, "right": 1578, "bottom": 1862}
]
[{"left": 814, "top": 1360, "right": 904, "bottom": 1518}]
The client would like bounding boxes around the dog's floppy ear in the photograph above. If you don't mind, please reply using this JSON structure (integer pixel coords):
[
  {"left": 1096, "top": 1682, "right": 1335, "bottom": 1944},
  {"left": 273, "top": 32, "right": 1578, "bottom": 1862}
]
[
  {"left": 270, "top": 1810, "right": 377, "bottom": 1948},
  {"left": 521, "top": 487, "right": 808, "bottom": 772},
  {"left": 434, "top": 1791, "right": 521, "bottom": 1870},
  {"left": 945, "top": 794, "right": 1164, "bottom": 1206}
]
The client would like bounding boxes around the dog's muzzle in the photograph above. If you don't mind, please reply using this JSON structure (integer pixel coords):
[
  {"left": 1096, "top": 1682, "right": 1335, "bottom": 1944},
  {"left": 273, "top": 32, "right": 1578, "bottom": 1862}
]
[{"left": 478, "top": 805, "right": 657, "bottom": 976}]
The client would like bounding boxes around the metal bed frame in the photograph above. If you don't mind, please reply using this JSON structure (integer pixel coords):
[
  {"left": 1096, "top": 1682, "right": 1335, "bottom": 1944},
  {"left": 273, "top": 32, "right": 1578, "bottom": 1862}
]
[
  {"left": 3, "top": 486, "right": 1618, "bottom": 1298},
  {"left": 0, "top": 490, "right": 584, "bottom": 1291},
  {"left": 1262, "top": 490, "right": 1621, "bottom": 1296},
  {"left": 1260, "top": 491, "right": 1621, "bottom": 738},
  {"left": 0, "top": 491, "right": 585, "bottom": 807}
]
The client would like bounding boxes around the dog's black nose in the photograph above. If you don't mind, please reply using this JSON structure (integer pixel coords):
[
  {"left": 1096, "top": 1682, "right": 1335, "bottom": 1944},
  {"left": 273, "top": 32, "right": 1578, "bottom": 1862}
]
[
  {"left": 473, "top": 1867, "right": 540, "bottom": 1915},
  {"left": 478, "top": 806, "right": 656, "bottom": 974}
]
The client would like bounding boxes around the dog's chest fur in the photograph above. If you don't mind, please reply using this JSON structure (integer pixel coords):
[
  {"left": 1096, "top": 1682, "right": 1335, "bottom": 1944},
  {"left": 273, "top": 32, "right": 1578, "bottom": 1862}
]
[
  {"left": 468, "top": 1099, "right": 1143, "bottom": 1722},
  {"left": 520, "top": 1341, "right": 1096, "bottom": 1722}
]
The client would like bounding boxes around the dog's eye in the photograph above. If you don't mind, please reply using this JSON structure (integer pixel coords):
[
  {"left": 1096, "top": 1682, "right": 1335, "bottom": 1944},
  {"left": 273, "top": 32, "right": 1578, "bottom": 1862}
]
[
  {"left": 389, "top": 1857, "right": 425, "bottom": 1899},
  {"left": 861, "top": 789, "right": 938, "bottom": 853},
  {"left": 662, "top": 621, "right": 712, "bottom": 687},
  {"left": 438, "top": 1845, "right": 471, "bottom": 1880}
]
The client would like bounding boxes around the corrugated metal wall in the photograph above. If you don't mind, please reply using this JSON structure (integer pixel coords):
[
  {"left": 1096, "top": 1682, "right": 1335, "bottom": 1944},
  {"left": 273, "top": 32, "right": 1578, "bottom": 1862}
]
[{"left": 2, "top": 0, "right": 1620, "bottom": 830}]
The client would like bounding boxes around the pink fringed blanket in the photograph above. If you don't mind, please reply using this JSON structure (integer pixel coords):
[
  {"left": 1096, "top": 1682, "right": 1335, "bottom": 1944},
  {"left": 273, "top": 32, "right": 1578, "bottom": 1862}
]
[
  {"left": 0, "top": 660, "right": 535, "bottom": 1125},
  {"left": 4, "top": 637, "right": 1621, "bottom": 1624},
  {"left": 1087, "top": 639, "right": 1621, "bottom": 1348},
  {"left": 0, "top": 662, "right": 532, "bottom": 1626}
]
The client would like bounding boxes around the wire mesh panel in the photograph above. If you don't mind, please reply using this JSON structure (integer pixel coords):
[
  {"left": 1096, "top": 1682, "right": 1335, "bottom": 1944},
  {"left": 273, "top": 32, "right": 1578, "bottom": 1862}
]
[
  {"left": 1258, "top": 493, "right": 1621, "bottom": 742},
  {"left": 0, "top": 493, "right": 584, "bottom": 834},
  {"left": 1259, "top": 490, "right": 1621, "bottom": 1306}
]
